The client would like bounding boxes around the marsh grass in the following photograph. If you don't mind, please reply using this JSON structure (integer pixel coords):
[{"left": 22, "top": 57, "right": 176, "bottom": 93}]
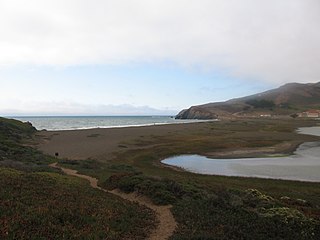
[{"left": 90, "top": 119, "right": 320, "bottom": 239}]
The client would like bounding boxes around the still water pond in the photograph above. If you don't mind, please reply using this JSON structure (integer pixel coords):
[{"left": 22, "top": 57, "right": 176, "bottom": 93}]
[{"left": 162, "top": 127, "right": 320, "bottom": 182}]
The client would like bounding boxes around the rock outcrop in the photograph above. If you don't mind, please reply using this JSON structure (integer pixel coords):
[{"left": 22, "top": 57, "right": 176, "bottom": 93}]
[{"left": 175, "top": 107, "right": 218, "bottom": 120}]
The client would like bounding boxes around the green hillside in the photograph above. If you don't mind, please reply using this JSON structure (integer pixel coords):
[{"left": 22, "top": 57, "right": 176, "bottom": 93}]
[
  {"left": 0, "top": 118, "right": 155, "bottom": 239},
  {"left": 176, "top": 82, "right": 320, "bottom": 119}
]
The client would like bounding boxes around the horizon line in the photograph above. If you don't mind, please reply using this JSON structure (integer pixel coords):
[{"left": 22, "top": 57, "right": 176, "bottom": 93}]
[{"left": 4, "top": 115, "right": 177, "bottom": 118}]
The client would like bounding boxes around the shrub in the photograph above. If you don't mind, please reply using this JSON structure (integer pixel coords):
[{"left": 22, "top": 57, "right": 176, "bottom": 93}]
[{"left": 246, "top": 99, "right": 275, "bottom": 109}]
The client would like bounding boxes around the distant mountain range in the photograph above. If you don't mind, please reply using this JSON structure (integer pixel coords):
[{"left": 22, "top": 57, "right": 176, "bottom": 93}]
[{"left": 176, "top": 82, "right": 320, "bottom": 119}]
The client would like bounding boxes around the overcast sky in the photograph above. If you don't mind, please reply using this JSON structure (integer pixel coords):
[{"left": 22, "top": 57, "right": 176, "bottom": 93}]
[{"left": 0, "top": 0, "right": 319, "bottom": 115}]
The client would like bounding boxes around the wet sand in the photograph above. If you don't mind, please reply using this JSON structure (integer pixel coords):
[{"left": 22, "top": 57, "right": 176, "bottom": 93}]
[{"left": 36, "top": 121, "right": 316, "bottom": 162}]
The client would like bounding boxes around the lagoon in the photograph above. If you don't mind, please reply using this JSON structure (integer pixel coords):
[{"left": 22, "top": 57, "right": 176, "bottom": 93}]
[{"left": 162, "top": 126, "right": 320, "bottom": 182}]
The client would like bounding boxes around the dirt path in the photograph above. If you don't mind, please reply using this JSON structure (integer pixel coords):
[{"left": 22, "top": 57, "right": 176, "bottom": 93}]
[{"left": 49, "top": 163, "right": 177, "bottom": 240}]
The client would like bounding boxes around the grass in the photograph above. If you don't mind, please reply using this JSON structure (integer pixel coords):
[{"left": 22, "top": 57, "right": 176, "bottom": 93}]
[
  {"left": 171, "top": 190, "right": 319, "bottom": 239},
  {"left": 0, "top": 117, "right": 156, "bottom": 239},
  {"left": 102, "top": 171, "right": 320, "bottom": 239},
  {"left": 0, "top": 117, "right": 36, "bottom": 140},
  {"left": 0, "top": 167, "right": 155, "bottom": 239},
  {"left": 58, "top": 118, "right": 320, "bottom": 239},
  {"left": 0, "top": 117, "right": 55, "bottom": 172},
  {"left": 1, "top": 117, "right": 320, "bottom": 239}
]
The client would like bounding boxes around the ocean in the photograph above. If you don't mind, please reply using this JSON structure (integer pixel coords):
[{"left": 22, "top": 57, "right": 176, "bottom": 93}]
[{"left": 12, "top": 116, "right": 208, "bottom": 131}]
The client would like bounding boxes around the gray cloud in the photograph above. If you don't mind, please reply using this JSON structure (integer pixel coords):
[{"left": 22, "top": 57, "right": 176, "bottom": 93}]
[{"left": 0, "top": 0, "right": 319, "bottom": 83}]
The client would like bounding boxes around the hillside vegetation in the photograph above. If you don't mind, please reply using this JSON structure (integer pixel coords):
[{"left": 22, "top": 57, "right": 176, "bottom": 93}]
[
  {"left": 0, "top": 117, "right": 155, "bottom": 239},
  {"left": 0, "top": 117, "right": 55, "bottom": 172},
  {"left": 1, "top": 117, "right": 320, "bottom": 239},
  {"left": 176, "top": 82, "right": 320, "bottom": 119},
  {"left": 59, "top": 118, "right": 320, "bottom": 239}
]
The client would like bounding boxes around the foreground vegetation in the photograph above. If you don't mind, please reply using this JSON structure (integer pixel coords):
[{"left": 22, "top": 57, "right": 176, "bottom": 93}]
[
  {"left": 0, "top": 168, "right": 154, "bottom": 239},
  {"left": 0, "top": 117, "right": 55, "bottom": 172},
  {"left": 102, "top": 172, "right": 319, "bottom": 239},
  {"left": 0, "top": 117, "right": 155, "bottom": 239},
  {"left": 59, "top": 118, "right": 320, "bottom": 239},
  {"left": 1, "top": 117, "right": 320, "bottom": 239}
]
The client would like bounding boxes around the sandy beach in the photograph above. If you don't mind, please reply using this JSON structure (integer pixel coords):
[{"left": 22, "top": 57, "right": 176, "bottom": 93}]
[
  {"left": 36, "top": 122, "right": 210, "bottom": 161},
  {"left": 35, "top": 120, "right": 315, "bottom": 163}
]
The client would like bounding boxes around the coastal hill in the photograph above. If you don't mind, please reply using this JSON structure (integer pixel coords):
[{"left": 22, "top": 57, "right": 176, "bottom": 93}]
[{"left": 176, "top": 82, "right": 320, "bottom": 119}]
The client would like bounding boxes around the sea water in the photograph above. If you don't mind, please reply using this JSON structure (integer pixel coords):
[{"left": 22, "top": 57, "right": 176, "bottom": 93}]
[{"left": 12, "top": 116, "right": 209, "bottom": 131}]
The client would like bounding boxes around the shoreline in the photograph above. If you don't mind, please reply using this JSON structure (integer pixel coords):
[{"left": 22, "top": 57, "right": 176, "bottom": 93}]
[
  {"left": 155, "top": 125, "right": 320, "bottom": 181},
  {"left": 36, "top": 119, "right": 320, "bottom": 181},
  {"left": 36, "top": 121, "right": 213, "bottom": 160},
  {"left": 159, "top": 126, "right": 320, "bottom": 182},
  {"left": 12, "top": 116, "right": 216, "bottom": 131},
  {"left": 160, "top": 155, "right": 320, "bottom": 183},
  {"left": 38, "top": 119, "right": 216, "bottom": 132}
]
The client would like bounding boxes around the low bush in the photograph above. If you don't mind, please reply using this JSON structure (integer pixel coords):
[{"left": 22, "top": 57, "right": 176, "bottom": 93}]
[{"left": 0, "top": 167, "right": 155, "bottom": 239}]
